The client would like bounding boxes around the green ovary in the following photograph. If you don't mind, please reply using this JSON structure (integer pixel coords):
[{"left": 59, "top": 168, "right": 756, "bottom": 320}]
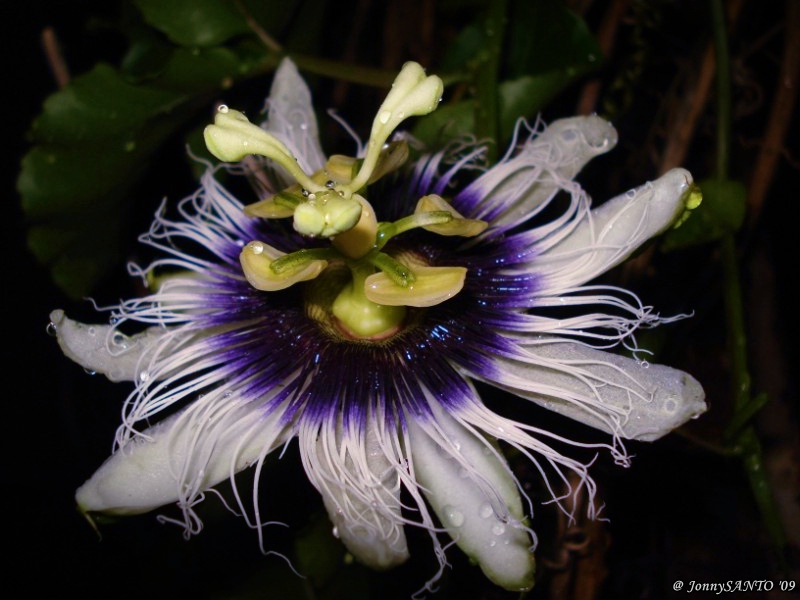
[{"left": 331, "top": 268, "right": 406, "bottom": 339}]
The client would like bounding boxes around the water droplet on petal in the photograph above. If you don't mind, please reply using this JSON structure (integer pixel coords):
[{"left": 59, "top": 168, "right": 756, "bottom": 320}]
[
  {"left": 443, "top": 505, "right": 464, "bottom": 527},
  {"left": 561, "top": 129, "right": 578, "bottom": 142},
  {"left": 87, "top": 326, "right": 96, "bottom": 337},
  {"left": 378, "top": 110, "right": 391, "bottom": 124},
  {"left": 626, "top": 189, "right": 637, "bottom": 199},
  {"left": 250, "top": 242, "right": 264, "bottom": 255},
  {"left": 492, "top": 523, "right": 505, "bottom": 536},
  {"left": 46, "top": 322, "right": 58, "bottom": 337},
  {"left": 83, "top": 368, "right": 97, "bottom": 376},
  {"left": 479, "top": 503, "right": 493, "bottom": 519},
  {"left": 218, "top": 105, "right": 229, "bottom": 114},
  {"left": 332, "top": 526, "right": 340, "bottom": 539}
]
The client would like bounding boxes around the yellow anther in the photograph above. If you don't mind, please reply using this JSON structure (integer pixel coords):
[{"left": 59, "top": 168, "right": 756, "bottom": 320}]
[
  {"left": 415, "top": 195, "right": 488, "bottom": 237},
  {"left": 240, "top": 241, "right": 327, "bottom": 291},
  {"left": 365, "top": 265, "right": 467, "bottom": 307},
  {"left": 672, "top": 183, "right": 703, "bottom": 229}
]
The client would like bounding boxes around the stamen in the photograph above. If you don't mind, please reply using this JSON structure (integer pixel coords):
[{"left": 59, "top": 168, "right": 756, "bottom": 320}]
[
  {"left": 239, "top": 241, "right": 328, "bottom": 291},
  {"left": 366, "top": 251, "right": 416, "bottom": 287},
  {"left": 244, "top": 189, "right": 302, "bottom": 219},
  {"left": 415, "top": 194, "right": 489, "bottom": 237},
  {"left": 365, "top": 265, "right": 467, "bottom": 307}
]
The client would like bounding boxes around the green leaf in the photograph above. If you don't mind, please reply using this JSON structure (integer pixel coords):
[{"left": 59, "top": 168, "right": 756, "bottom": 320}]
[
  {"left": 412, "top": 74, "right": 573, "bottom": 148},
  {"left": 293, "top": 514, "right": 372, "bottom": 600},
  {"left": 661, "top": 178, "right": 746, "bottom": 251},
  {"left": 506, "top": 0, "right": 601, "bottom": 77},
  {"left": 133, "top": 0, "right": 250, "bottom": 47},
  {"left": 497, "top": 73, "right": 572, "bottom": 134},
  {"left": 440, "top": 24, "right": 484, "bottom": 72},
  {"left": 19, "top": 43, "right": 268, "bottom": 297},
  {"left": 413, "top": 0, "right": 600, "bottom": 150},
  {"left": 295, "top": 514, "right": 345, "bottom": 588}
]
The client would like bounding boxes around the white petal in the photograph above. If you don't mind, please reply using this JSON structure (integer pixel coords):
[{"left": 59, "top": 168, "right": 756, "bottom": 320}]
[
  {"left": 49, "top": 309, "right": 167, "bottom": 382},
  {"left": 76, "top": 397, "right": 288, "bottom": 516},
  {"left": 537, "top": 168, "right": 694, "bottom": 288},
  {"left": 301, "top": 414, "right": 409, "bottom": 569},
  {"left": 264, "top": 58, "right": 325, "bottom": 176},
  {"left": 490, "top": 339, "right": 707, "bottom": 441},
  {"left": 467, "top": 116, "right": 617, "bottom": 229},
  {"left": 407, "top": 403, "right": 535, "bottom": 591}
]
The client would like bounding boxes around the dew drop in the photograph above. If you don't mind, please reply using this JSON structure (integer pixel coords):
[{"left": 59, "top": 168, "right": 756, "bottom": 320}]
[
  {"left": 488, "top": 540, "right": 497, "bottom": 547},
  {"left": 139, "top": 371, "right": 150, "bottom": 383},
  {"left": 664, "top": 398, "right": 677, "bottom": 413},
  {"left": 250, "top": 242, "right": 264, "bottom": 255},
  {"left": 111, "top": 332, "right": 128, "bottom": 348},
  {"left": 218, "top": 105, "right": 229, "bottom": 114},
  {"left": 561, "top": 129, "right": 578, "bottom": 142},
  {"left": 83, "top": 368, "right": 97, "bottom": 376},
  {"left": 626, "top": 189, "right": 637, "bottom": 199},
  {"left": 332, "top": 526, "right": 340, "bottom": 539},
  {"left": 87, "top": 326, "right": 96, "bottom": 337},
  {"left": 378, "top": 110, "right": 392, "bottom": 124},
  {"left": 492, "top": 523, "right": 506, "bottom": 536},
  {"left": 443, "top": 505, "right": 464, "bottom": 527},
  {"left": 479, "top": 503, "right": 493, "bottom": 519},
  {"left": 46, "top": 322, "right": 58, "bottom": 337}
]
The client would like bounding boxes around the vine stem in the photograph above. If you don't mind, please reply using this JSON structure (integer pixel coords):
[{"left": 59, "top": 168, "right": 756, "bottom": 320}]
[
  {"left": 473, "top": 0, "right": 507, "bottom": 163},
  {"left": 710, "top": 0, "right": 787, "bottom": 565}
]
